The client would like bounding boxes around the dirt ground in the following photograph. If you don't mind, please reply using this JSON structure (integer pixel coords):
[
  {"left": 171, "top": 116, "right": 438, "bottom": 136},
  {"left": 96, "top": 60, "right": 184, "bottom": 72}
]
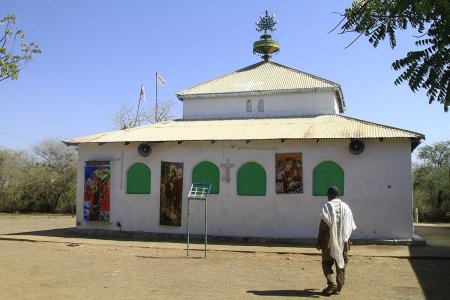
[{"left": 0, "top": 214, "right": 449, "bottom": 300}]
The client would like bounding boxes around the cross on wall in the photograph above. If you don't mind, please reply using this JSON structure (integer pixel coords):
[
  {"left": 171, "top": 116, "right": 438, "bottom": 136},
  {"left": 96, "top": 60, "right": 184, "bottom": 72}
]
[{"left": 220, "top": 158, "right": 235, "bottom": 183}]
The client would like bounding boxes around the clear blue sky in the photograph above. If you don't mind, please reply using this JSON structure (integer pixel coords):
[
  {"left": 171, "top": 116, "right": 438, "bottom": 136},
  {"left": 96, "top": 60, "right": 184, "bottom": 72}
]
[{"left": 1, "top": 0, "right": 448, "bottom": 160}]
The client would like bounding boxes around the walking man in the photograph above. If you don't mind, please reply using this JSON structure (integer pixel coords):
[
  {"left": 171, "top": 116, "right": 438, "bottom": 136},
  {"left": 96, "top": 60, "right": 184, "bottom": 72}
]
[{"left": 316, "top": 186, "right": 356, "bottom": 295}]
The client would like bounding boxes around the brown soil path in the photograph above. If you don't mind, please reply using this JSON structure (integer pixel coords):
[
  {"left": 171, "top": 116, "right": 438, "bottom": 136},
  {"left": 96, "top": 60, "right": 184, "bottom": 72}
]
[{"left": 0, "top": 214, "right": 449, "bottom": 300}]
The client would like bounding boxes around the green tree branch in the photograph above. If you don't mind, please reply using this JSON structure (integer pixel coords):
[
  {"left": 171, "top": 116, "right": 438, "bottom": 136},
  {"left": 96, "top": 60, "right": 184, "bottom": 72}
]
[
  {"left": 334, "top": 0, "right": 450, "bottom": 111},
  {"left": 0, "top": 14, "right": 41, "bottom": 82}
]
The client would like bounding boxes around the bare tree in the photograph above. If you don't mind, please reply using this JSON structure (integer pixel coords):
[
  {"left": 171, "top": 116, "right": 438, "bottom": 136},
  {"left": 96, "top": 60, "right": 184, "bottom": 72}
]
[
  {"left": 107, "top": 99, "right": 178, "bottom": 130},
  {"left": 106, "top": 100, "right": 144, "bottom": 130},
  {"left": 28, "top": 137, "right": 78, "bottom": 212},
  {"left": 31, "top": 137, "right": 78, "bottom": 173},
  {"left": 143, "top": 99, "right": 178, "bottom": 124}
]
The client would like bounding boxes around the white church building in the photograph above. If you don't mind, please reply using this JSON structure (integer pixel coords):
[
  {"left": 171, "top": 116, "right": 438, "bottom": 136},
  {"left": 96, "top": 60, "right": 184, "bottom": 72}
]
[{"left": 65, "top": 13, "right": 424, "bottom": 242}]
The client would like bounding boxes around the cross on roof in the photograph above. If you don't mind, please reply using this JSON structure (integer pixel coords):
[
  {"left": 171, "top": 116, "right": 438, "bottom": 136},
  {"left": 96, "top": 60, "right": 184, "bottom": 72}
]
[{"left": 234, "top": 79, "right": 264, "bottom": 91}]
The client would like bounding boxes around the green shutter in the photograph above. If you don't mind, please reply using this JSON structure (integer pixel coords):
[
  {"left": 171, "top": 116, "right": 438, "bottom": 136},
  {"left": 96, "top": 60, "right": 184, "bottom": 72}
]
[
  {"left": 192, "top": 161, "right": 220, "bottom": 194},
  {"left": 313, "top": 161, "right": 344, "bottom": 196},
  {"left": 127, "top": 163, "right": 151, "bottom": 194},
  {"left": 237, "top": 162, "right": 266, "bottom": 196}
]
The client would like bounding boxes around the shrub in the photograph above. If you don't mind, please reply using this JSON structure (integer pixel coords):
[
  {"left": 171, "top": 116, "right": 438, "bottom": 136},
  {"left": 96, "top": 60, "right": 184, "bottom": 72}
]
[{"left": 414, "top": 203, "right": 450, "bottom": 223}]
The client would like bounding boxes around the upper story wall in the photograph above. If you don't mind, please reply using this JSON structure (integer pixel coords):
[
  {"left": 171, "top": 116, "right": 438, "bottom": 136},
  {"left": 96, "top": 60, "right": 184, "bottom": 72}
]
[{"left": 182, "top": 91, "right": 340, "bottom": 119}]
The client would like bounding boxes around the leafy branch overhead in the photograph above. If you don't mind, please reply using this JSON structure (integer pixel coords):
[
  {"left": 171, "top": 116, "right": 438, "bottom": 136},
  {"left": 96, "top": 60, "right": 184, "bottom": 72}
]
[
  {"left": 1, "top": 14, "right": 41, "bottom": 81},
  {"left": 335, "top": 0, "right": 450, "bottom": 112}
]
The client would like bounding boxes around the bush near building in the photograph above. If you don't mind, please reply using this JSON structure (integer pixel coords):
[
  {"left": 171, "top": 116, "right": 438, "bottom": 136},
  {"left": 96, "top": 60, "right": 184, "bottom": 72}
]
[
  {"left": 413, "top": 140, "right": 450, "bottom": 223},
  {"left": 0, "top": 138, "right": 77, "bottom": 214}
]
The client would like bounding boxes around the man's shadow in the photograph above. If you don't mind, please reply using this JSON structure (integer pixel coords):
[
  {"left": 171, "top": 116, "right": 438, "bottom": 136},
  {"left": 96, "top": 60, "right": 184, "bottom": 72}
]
[{"left": 247, "top": 289, "right": 330, "bottom": 298}]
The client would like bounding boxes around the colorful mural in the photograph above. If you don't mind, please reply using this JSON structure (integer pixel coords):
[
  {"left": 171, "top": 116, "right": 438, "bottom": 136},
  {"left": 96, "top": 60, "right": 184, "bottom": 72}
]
[
  {"left": 275, "top": 153, "right": 303, "bottom": 194},
  {"left": 160, "top": 161, "right": 184, "bottom": 226},
  {"left": 84, "top": 164, "right": 111, "bottom": 222}
]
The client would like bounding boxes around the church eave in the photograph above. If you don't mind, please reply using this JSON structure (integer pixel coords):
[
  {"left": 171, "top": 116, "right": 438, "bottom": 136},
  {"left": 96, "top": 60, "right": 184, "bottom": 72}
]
[
  {"left": 63, "top": 136, "right": 423, "bottom": 152},
  {"left": 64, "top": 115, "right": 424, "bottom": 152},
  {"left": 176, "top": 87, "right": 340, "bottom": 100}
]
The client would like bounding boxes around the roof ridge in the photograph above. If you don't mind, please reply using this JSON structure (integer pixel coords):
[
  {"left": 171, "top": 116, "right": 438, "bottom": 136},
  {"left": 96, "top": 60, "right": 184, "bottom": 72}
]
[
  {"left": 266, "top": 61, "right": 340, "bottom": 86},
  {"left": 176, "top": 61, "right": 340, "bottom": 97},
  {"left": 175, "top": 62, "right": 266, "bottom": 96}
]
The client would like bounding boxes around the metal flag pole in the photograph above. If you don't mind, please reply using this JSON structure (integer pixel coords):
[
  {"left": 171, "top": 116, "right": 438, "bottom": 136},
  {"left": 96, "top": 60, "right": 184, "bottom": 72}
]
[
  {"left": 136, "top": 97, "right": 141, "bottom": 127},
  {"left": 136, "top": 84, "right": 145, "bottom": 127},
  {"left": 155, "top": 72, "right": 165, "bottom": 123},
  {"left": 155, "top": 72, "right": 158, "bottom": 123}
]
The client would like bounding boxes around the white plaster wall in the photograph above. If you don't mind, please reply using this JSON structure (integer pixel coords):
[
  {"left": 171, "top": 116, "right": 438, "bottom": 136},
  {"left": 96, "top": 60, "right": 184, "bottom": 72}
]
[
  {"left": 76, "top": 138, "right": 413, "bottom": 239},
  {"left": 183, "top": 91, "right": 339, "bottom": 119}
]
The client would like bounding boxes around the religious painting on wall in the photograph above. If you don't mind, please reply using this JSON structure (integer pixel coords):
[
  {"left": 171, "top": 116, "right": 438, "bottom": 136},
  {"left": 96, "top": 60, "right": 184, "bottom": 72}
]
[
  {"left": 160, "top": 161, "right": 184, "bottom": 226},
  {"left": 275, "top": 153, "right": 303, "bottom": 194},
  {"left": 84, "top": 161, "right": 111, "bottom": 222}
]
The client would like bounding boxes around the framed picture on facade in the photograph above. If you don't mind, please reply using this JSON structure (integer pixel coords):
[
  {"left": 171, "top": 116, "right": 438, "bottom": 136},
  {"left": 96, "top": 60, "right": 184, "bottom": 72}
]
[
  {"left": 84, "top": 161, "right": 111, "bottom": 222},
  {"left": 275, "top": 153, "right": 303, "bottom": 194},
  {"left": 160, "top": 161, "right": 184, "bottom": 226}
]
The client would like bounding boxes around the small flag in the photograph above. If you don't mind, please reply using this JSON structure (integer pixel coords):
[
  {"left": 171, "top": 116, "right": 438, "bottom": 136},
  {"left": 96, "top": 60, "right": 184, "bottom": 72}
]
[
  {"left": 140, "top": 84, "right": 146, "bottom": 101},
  {"left": 156, "top": 72, "right": 166, "bottom": 86}
]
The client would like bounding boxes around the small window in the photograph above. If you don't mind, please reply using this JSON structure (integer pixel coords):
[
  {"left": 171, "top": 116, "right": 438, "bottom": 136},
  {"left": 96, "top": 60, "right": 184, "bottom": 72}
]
[
  {"left": 313, "top": 161, "right": 344, "bottom": 196},
  {"left": 237, "top": 162, "right": 266, "bottom": 196},
  {"left": 192, "top": 161, "right": 220, "bottom": 194},
  {"left": 127, "top": 163, "right": 151, "bottom": 194},
  {"left": 246, "top": 100, "right": 252, "bottom": 112},
  {"left": 258, "top": 99, "right": 264, "bottom": 112}
]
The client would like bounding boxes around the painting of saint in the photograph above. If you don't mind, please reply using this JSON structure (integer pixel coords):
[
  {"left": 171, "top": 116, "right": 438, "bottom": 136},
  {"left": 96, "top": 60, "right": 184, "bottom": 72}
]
[
  {"left": 160, "top": 161, "right": 184, "bottom": 226},
  {"left": 275, "top": 153, "right": 303, "bottom": 194},
  {"left": 84, "top": 164, "right": 111, "bottom": 222}
]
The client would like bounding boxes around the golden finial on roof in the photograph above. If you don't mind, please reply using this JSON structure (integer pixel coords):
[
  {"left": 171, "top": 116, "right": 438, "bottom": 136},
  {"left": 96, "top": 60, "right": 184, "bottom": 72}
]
[{"left": 253, "top": 10, "right": 280, "bottom": 61}]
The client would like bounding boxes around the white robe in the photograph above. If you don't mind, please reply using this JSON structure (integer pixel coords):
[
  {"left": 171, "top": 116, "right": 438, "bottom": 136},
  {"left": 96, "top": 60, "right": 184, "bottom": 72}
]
[{"left": 320, "top": 199, "right": 356, "bottom": 268}]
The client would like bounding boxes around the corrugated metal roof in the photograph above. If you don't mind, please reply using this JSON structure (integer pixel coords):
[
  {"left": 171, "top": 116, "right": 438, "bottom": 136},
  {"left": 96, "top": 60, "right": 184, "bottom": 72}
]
[
  {"left": 176, "top": 61, "right": 341, "bottom": 99},
  {"left": 64, "top": 115, "right": 424, "bottom": 146}
]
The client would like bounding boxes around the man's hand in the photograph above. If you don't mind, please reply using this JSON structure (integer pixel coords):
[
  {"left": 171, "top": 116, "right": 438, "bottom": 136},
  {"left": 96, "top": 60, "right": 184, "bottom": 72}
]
[
  {"left": 316, "top": 239, "right": 321, "bottom": 251},
  {"left": 316, "top": 229, "right": 325, "bottom": 251}
]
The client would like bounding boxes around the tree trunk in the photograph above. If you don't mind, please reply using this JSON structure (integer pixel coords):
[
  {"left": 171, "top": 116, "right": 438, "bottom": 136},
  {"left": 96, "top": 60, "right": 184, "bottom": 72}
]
[{"left": 437, "top": 189, "right": 444, "bottom": 209}]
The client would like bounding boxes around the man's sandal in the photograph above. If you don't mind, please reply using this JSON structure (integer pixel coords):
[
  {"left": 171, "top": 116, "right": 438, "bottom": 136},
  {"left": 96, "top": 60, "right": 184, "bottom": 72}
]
[
  {"left": 322, "top": 285, "right": 337, "bottom": 293},
  {"left": 332, "top": 290, "right": 341, "bottom": 295}
]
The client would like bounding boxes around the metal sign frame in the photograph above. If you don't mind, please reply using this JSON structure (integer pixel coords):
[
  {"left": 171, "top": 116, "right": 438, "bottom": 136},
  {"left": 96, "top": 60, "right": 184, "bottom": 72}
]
[{"left": 187, "top": 180, "right": 212, "bottom": 257}]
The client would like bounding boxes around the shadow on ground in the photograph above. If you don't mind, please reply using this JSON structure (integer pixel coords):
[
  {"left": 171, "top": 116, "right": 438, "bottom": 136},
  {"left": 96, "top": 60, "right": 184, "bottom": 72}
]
[
  {"left": 247, "top": 289, "right": 326, "bottom": 298},
  {"left": 1, "top": 228, "right": 187, "bottom": 245},
  {"left": 1, "top": 228, "right": 319, "bottom": 251},
  {"left": 3, "top": 228, "right": 71, "bottom": 239},
  {"left": 409, "top": 224, "right": 450, "bottom": 300}
]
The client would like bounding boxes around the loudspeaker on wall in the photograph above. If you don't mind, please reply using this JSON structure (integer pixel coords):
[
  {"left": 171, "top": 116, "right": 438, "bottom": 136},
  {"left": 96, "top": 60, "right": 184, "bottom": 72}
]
[
  {"left": 138, "top": 143, "right": 152, "bottom": 157},
  {"left": 348, "top": 139, "right": 365, "bottom": 155}
]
